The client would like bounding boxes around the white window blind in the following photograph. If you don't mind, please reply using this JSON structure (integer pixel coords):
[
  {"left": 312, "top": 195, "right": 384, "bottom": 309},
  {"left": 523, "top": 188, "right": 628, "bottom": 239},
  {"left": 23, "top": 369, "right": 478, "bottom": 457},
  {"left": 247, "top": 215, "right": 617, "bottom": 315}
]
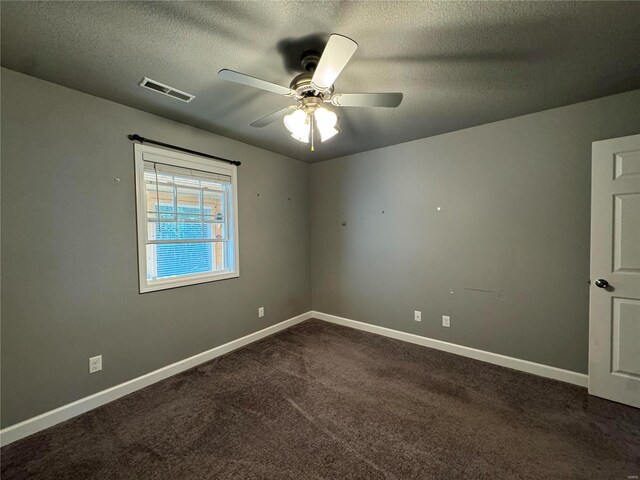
[{"left": 143, "top": 161, "right": 231, "bottom": 242}]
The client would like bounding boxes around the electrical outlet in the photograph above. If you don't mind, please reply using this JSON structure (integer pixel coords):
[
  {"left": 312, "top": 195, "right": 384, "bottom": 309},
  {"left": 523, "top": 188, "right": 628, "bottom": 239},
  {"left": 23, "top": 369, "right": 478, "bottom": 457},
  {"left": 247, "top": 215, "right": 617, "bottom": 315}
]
[
  {"left": 89, "top": 355, "right": 102, "bottom": 374},
  {"left": 442, "top": 315, "right": 450, "bottom": 328},
  {"left": 414, "top": 310, "right": 421, "bottom": 322},
  {"left": 258, "top": 306, "right": 265, "bottom": 318}
]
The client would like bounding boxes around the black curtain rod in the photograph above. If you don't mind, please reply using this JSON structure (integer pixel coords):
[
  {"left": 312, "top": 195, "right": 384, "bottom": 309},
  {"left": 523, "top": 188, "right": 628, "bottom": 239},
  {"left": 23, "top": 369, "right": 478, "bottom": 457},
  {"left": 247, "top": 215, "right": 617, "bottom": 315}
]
[{"left": 128, "top": 134, "right": 241, "bottom": 166}]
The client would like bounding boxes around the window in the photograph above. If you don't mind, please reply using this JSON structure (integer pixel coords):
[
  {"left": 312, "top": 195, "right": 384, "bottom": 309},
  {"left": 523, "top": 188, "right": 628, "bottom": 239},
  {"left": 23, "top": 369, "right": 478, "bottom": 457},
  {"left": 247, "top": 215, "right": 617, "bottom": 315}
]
[{"left": 134, "top": 144, "right": 239, "bottom": 292}]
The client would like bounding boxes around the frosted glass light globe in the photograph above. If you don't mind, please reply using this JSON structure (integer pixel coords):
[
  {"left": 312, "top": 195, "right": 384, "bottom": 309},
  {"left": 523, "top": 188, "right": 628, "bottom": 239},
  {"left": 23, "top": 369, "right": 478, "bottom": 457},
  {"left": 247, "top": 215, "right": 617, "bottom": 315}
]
[
  {"left": 314, "top": 107, "right": 339, "bottom": 142},
  {"left": 284, "top": 109, "right": 310, "bottom": 143}
]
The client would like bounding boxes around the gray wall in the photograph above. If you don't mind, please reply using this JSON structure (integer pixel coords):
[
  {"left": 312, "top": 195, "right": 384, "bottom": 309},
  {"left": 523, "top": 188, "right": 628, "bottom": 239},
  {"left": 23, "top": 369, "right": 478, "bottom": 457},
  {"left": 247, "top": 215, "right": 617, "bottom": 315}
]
[
  {"left": 3, "top": 65, "right": 640, "bottom": 429},
  {"left": 1, "top": 68, "right": 311, "bottom": 427},
  {"left": 310, "top": 89, "right": 640, "bottom": 374}
]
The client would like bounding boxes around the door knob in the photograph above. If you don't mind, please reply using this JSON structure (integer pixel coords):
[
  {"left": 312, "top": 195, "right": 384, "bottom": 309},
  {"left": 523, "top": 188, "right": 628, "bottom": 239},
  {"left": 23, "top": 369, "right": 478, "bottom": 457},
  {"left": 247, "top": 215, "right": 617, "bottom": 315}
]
[{"left": 595, "top": 279, "right": 609, "bottom": 289}]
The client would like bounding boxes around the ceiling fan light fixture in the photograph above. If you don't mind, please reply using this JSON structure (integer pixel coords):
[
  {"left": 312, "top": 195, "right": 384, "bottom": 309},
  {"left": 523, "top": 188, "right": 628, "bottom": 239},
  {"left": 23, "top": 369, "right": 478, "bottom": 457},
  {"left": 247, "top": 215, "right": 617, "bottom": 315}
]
[{"left": 284, "top": 106, "right": 339, "bottom": 144}]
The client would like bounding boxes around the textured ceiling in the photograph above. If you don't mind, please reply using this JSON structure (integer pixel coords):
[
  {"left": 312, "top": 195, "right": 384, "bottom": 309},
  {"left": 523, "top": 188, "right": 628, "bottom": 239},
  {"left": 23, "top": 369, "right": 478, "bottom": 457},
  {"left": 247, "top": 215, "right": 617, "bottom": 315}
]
[{"left": 2, "top": 1, "right": 640, "bottom": 163}]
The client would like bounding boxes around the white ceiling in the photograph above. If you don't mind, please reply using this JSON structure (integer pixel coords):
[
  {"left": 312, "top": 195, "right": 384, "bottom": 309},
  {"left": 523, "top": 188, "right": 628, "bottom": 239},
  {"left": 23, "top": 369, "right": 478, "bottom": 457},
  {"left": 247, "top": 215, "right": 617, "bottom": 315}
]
[{"left": 2, "top": 1, "right": 640, "bottom": 163}]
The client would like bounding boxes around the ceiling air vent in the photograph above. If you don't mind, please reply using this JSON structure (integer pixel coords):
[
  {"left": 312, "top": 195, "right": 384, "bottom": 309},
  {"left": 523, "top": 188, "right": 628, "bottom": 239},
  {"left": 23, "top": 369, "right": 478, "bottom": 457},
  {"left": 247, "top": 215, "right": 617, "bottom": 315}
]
[{"left": 139, "top": 77, "right": 195, "bottom": 103}]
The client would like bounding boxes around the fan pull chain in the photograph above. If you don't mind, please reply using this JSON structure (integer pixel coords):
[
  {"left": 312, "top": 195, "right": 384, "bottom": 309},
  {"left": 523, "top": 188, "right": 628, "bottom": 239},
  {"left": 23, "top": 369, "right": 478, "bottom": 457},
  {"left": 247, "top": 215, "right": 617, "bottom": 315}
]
[{"left": 310, "top": 112, "right": 315, "bottom": 152}]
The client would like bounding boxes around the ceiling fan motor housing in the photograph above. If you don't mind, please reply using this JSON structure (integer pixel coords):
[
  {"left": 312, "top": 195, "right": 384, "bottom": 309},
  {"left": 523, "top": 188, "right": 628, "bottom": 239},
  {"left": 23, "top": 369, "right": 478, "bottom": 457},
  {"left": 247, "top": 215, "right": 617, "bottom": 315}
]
[{"left": 290, "top": 72, "right": 333, "bottom": 99}]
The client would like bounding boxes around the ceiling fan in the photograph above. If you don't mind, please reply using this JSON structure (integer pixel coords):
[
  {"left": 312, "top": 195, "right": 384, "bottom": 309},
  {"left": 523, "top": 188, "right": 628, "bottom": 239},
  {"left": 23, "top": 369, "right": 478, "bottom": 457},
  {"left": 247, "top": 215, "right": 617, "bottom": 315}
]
[{"left": 218, "top": 34, "right": 403, "bottom": 151}]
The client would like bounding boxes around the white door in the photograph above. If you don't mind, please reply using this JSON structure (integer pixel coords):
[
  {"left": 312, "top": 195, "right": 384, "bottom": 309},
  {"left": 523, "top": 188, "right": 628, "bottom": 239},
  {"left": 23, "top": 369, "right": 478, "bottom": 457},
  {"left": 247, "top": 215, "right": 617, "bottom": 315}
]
[{"left": 589, "top": 134, "right": 640, "bottom": 408}]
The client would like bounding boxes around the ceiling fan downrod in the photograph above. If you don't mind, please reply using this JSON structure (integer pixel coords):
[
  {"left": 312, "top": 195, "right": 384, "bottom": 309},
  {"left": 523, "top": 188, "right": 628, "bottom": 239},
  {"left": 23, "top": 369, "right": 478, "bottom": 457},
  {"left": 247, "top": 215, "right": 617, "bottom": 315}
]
[{"left": 300, "top": 51, "right": 320, "bottom": 73}]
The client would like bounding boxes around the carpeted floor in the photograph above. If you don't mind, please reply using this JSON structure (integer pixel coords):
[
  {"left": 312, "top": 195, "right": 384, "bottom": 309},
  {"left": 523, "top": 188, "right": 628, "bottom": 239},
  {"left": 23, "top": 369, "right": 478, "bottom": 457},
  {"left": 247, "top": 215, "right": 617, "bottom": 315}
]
[{"left": 2, "top": 319, "right": 639, "bottom": 479}]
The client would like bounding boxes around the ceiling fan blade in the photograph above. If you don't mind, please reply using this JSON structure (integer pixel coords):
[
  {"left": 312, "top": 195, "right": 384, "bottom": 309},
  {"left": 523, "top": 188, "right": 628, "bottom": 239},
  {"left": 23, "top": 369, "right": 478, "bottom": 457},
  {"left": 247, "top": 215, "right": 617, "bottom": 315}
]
[
  {"left": 311, "top": 34, "right": 358, "bottom": 91},
  {"left": 331, "top": 93, "right": 403, "bottom": 108},
  {"left": 250, "top": 106, "right": 296, "bottom": 128},
  {"left": 218, "top": 69, "right": 293, "bottom": 96}
]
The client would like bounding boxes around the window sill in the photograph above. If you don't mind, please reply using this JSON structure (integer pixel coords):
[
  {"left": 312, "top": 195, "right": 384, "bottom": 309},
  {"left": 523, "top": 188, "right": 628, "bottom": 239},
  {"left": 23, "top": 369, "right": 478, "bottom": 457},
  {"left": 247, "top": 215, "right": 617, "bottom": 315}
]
[{"left": 140, "top": 271, "right": 239, "bottom": 293}]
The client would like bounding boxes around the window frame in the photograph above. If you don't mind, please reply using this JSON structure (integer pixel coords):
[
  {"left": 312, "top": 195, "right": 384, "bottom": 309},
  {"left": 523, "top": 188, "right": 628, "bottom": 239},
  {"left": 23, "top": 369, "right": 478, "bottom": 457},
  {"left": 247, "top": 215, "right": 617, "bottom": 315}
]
[{"left": 134, "top": 143, "right": 239, "bottom": 293}]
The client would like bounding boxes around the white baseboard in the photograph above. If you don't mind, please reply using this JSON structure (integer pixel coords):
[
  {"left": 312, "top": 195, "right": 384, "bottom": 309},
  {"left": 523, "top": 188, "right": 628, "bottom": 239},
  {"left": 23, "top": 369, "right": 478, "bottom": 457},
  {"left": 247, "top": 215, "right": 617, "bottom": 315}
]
[
  {"left": 1, "top": 310, "right": 588, "bottom": 447},
  {"left": 312, "top": 311, "right": 588, "bottom": 388},
  {"left": 0, "top": 311, "right": 313, "bottom": 447}
]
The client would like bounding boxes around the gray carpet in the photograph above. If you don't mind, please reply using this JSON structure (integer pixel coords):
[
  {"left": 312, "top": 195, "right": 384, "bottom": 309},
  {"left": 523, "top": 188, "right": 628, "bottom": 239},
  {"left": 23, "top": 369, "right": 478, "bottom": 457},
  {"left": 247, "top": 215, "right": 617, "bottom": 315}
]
[{"left": 2, "top": 319, "right": 639, "bottom": 479}]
